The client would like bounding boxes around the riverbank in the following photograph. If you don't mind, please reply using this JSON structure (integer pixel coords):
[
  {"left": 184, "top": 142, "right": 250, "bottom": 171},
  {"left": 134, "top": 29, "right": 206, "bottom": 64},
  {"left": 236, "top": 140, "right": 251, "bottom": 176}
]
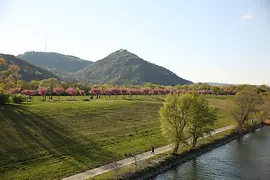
[
  {"left": 64, "top": 125, "right": 234, "bottom": 180},
  {"left": 119, "top": 123, "right": 263, "bottom": 180}
]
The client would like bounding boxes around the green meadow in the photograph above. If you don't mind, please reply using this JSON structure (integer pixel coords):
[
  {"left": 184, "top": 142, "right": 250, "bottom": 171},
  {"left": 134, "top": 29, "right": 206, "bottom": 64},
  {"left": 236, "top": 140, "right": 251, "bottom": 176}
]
[{"left": 0, "top": 95, "right": 234, "bottom": 180}]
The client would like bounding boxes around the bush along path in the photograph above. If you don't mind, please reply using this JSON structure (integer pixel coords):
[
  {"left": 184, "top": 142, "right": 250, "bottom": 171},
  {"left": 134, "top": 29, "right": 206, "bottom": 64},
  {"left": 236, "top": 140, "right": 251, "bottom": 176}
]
[{"left": 62, "top": 124, "right": 235, "bottom": 180}]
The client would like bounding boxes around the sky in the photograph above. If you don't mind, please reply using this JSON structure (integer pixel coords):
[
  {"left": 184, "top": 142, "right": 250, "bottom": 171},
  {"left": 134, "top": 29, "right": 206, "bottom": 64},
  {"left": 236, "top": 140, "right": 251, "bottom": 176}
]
[{"left": 0, "top": 0, "right": 270, "bottom": 85}]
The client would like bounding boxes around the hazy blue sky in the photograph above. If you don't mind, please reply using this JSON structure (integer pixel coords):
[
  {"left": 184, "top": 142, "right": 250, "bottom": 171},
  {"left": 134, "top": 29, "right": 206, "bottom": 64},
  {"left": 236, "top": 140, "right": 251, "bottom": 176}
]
[{"left": 1, "top": 0, "right": 270, "bottom": 85}]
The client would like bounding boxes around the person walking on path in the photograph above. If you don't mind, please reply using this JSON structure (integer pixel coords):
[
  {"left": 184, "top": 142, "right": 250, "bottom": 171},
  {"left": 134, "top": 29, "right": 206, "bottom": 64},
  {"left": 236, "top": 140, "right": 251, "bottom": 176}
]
[{"left": 151, "top": 145, "right": 155, "bottom": 154}]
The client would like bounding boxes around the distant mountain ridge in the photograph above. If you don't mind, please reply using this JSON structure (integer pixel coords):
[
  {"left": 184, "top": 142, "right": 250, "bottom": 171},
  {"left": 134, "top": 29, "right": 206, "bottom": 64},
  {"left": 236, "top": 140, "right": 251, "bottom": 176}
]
[
  {"left": 0, "top": 54, "right": 58, "bottom": 81},
  {"left": 72, "top": 49, "right": 192, "bottom": 85},
  {"left": 18, "top": 51, "right": 92, "bottom": 75}
]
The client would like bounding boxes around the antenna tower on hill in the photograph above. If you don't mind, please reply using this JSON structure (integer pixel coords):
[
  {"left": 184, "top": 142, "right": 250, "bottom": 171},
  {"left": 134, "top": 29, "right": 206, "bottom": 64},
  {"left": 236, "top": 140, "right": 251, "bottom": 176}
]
[{"left": 45, "top": 36, "right": 47, "bottom": 52}]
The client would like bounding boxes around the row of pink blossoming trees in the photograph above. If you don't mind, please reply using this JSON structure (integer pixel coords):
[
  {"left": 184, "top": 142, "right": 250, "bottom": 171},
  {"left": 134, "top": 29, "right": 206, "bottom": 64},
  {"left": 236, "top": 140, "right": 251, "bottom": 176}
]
[
  {"left": 88, "top": 88, "right": 235, "bottom": 98},
  {"left": 9, "top": 87, "right": 236, "bottom": 101},
  {"left": 9, "top": 87, "right": 85, "bottom": 101}
]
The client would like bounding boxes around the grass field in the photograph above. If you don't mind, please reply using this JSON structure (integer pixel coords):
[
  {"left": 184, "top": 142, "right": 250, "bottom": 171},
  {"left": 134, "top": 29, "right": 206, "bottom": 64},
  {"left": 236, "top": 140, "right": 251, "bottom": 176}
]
[{"left": 0, "top": 95, "right": 235, "bottom": 180}]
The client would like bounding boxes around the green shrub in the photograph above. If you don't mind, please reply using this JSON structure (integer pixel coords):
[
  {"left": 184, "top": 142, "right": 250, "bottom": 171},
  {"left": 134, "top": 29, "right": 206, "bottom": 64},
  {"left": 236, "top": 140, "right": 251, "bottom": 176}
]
[
  {"left": 10, "top": 94, "right": 25, "bottom": 104},
  {"left": 0, "top": 94, "right": 10, "bottom": 105}
]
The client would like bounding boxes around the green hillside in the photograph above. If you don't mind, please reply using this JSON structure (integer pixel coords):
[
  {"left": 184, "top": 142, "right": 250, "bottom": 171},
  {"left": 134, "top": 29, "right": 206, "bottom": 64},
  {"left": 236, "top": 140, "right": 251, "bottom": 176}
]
[
  {"left": 73, "top": 49, "right": 192, "bottom": 85},
  {"left": 18, "top": 51, "right": 92, "bottom": 74},
  {"left": 0, "top": 54, "right": 58, "bottom": 81}
]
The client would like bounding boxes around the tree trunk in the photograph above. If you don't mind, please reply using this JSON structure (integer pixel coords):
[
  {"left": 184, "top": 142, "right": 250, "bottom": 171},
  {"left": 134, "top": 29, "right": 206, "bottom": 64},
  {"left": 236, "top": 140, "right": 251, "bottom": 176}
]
[
  {"left": 192, "top": 137, "right": 198, "bottom": 148},
  {"left": 172, "top": 142, "right": 179, "bottom": 155},
  {"left": 238, "top": 121, "right": 244, "bottom": 134}
]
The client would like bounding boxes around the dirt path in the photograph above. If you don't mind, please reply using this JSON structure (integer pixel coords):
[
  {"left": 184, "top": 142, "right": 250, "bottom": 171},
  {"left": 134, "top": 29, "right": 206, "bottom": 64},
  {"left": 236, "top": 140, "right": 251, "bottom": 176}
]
[{"left": 62, "top": 124, "right": 235, "bottom": 180}]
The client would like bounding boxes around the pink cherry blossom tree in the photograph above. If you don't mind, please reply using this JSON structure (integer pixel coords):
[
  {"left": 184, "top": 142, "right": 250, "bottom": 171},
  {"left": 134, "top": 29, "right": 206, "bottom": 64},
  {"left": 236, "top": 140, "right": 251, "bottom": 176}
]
[
  {"left": 105, "top": 89, "right": 113, "bottom": 98},
  {"left": 151, "top": 89, "right": 158, "bottom": 96},
  {"left": 30, "top": 90, "right": 37, "bottom": 96},
  {"left": 65, "top": 88, "right": 77, "bottom": 100},
  {"left": 142, "top": 89, "right": 151, "bottom": 96},
  {"left": 21, "top": 89, "right": 36, "bottom": 101},
  {"left": 129, "top": 88, "right": 138, "bottom": 98},
  {"left": 89, "top": 88, "right": 101, "bottom": 99},
  {"left": 135, "top": 89, "right": 141, "bottom": 96},
  {"left": 176, "top": 90, "right": 182, "bottom": 96},
  {"left": 54, "top": 87, "right": 65, "bottom": 100},
  {"left": 170, "top": 89, "right": 176, "bottom": 95},
  {"left": 164, "top": 89, "right": 170, "bottom": 95},
  {"left": 37, "top": 87, "right": 49, "bottom": 101},
  {"left": 79, "top": 90, "right": 85, "bottom": 100},
  {"left": 21, "top": 89, "right": 32, "bottom": 96},
  {"left": 9, "top": 88, "right": 21, "bottom": 95},
  {"left": 111, "top": 88, "right": 121, "bottom": 98},
  {"left": 157, "top": 89, "right": 165, "bottom": 96},
  {"left": 223, "top": 90, "right": 236, "bottom": 95},
  {"left": 120, "top": 88, "right": 128, "bottom": 98},
  {"left": 79, "top": 90, "right": 85, "bottom": 96}
]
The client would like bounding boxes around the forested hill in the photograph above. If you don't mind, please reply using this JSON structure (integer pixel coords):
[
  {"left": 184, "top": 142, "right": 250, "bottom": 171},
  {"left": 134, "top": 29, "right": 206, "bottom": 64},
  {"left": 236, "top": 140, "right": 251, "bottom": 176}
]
[
  {"left": 72, "top": 49, "right": 192, "bottom": 85},
  {"left": 18, "top": 51, "right": 92, "bottom": 74},
  {"left": 0, "top": 54, "right": 58, "bottom": 81}
]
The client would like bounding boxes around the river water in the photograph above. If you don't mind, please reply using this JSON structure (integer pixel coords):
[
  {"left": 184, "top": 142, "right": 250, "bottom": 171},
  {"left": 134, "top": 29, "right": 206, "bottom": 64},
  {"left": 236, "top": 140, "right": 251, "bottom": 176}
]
[{"left": 153, "top": 126, "right": 270, "bottom": 180}]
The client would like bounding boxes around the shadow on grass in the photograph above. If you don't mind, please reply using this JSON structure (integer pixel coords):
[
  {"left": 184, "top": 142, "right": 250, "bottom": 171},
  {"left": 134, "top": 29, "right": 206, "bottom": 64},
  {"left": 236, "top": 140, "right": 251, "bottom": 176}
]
[{"left": 0, "top": 104, "right": 118, "bottom": 177}]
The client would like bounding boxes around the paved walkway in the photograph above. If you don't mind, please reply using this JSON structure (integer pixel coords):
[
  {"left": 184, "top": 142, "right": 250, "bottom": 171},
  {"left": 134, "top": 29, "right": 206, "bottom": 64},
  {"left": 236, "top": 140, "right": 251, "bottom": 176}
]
[{"left": 62, "top": 124, "right": 234, "bottom": 180}]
